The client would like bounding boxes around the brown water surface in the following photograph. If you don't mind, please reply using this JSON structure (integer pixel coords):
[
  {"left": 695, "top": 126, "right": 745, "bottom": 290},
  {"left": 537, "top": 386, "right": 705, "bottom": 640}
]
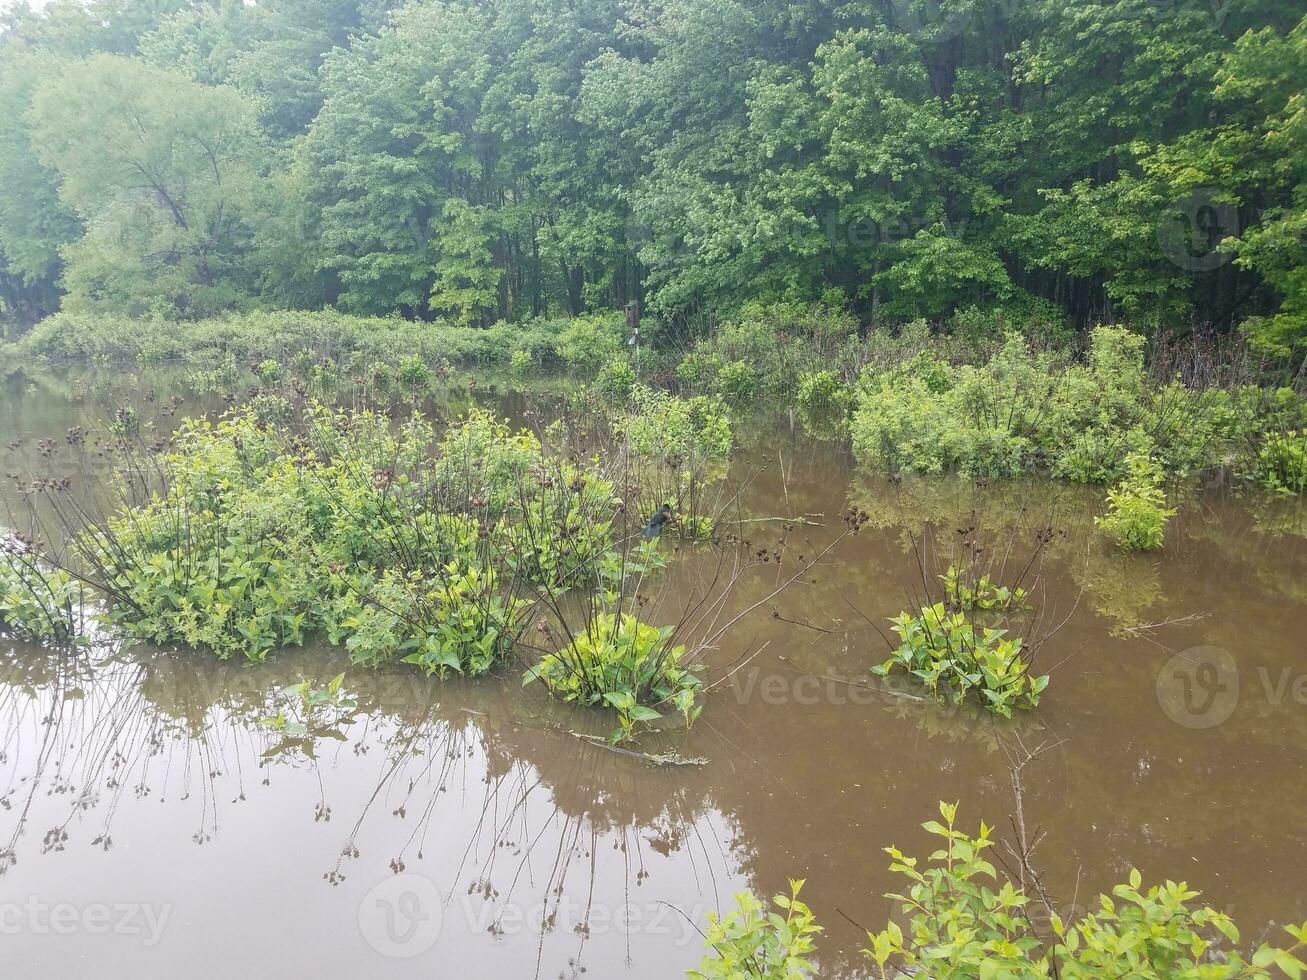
[{"left": 1, "top": 363, "right": 1305, "bottom": 977}]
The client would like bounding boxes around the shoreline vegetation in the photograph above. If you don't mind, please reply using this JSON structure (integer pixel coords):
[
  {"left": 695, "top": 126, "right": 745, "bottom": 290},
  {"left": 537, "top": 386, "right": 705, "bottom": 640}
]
[{"left": 7, "top": 305, "right": 1305, "bottom": 496}]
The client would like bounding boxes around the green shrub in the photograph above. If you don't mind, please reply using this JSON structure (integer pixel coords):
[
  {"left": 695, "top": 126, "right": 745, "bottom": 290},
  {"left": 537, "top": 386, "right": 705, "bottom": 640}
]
[
  {"left": 595, "top": 356, "right": 637, "bottom": 400},
  {"left": 619, "top": 386, "right": 733, "bottom": 461},
  {"left": 524, "top": 612, "right": 703, "bottom": 743},
  {"left": 331, "top": 566, "right": 525, "bottom": 676},
  {"left": 254, "top": 358, "right": 281, "bottom": 384},
  {"left": 690, "top": 880, "right": 821, "bottom": 980},
  {"left": 850, "top": 325, "right": 1304, "bottom": 487},
  {"left": 716, "top": 360, "right": 758, "bottom": 402},
  {"left": 509, "top": 349, "right": 533, "bottom": 378},
  {"left": 860, "top": 803, "right": 1307, "bottom": 979},
  {"left": 941, "top": 565, "right": 1028, "bottom": 612},
  {"left": 556, "top": 313, "right": 623, "bottom": 376},
  {"left": 1249, "top": 430, "right": 1307, "bottom": 495},
  {"left": 1096, "top": 453, "right": 1176, "bottom": 551},
  {"left": 0, "top": 542, "right": 82, "bottom": 643},
  {"left": 873, "top": 603, "right": 1048, "bottom": 716},
  {"left": 396, "top": 354, "right": 431, "bottom": 389},
  {"left": 72, "top": 403, "right": 619, "bottom": 663}
]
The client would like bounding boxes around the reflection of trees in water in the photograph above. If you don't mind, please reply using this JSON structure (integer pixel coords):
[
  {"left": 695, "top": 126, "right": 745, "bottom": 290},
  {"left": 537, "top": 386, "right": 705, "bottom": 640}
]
[
  {"left": 0, "top": 643, "right": 740, "bottom": 974},
  {"left": 0, "top": 642, "right": 286, "bottom": 872}
]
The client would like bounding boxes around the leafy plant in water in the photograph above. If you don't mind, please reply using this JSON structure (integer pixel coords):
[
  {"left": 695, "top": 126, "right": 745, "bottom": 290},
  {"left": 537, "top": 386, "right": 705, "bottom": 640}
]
[
  {"left": 524, "top": 612, "right": 703, "bottom": 743},
  {"left": 942, "top": 565, "right": 1028, "bottom": 613},
  {"left": 0, "top": 537, "right": 82, "bottom": 643},
  {"left": 716, "top": 360, "right": 758, "bottom": 402},
  {"left": 509, "top": 348, "right": 533, "bottom": 378},
  {"left": 1248, "top": 430, "right": 1307, "bottom": 495},
  {"left": 861, "top": 803, "right": 1307, "bottom": 979},
  {"left": 690, "top": 880, "right": 821, "bottom": 980},
  {"left": 595, "top": 356, "right": 637, "bottom": 400},
  {"left": 1096, "top": 452, "right": 1176, "bottom": 551},
  {"left": 254, "top": 358, "right": 281, "bottom": 384},
  {"left": 874, "top": 604, "right": 1048, "bottom": 717},
  {"left": 396, "top": 354, "right": 430, "bottom": 389}
]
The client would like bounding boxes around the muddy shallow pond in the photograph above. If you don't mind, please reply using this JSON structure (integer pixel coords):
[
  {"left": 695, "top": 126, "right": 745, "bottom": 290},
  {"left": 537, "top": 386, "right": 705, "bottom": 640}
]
[{"left": 2, "top": 363, "right": 1306, "bottom": 977}]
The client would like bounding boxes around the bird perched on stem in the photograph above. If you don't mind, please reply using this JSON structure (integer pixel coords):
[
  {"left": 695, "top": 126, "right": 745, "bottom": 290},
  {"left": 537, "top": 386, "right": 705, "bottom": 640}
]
[{"left": 643, "top": 503, "right": 675, "bottom": 539}]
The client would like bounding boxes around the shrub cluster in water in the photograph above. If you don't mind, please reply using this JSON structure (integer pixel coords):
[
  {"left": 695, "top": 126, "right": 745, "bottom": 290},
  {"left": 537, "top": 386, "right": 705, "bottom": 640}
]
[
  {"left": 851, "top": 326, "right": 1307, "bottom": 486},
  {"left": 73, "top": 405, "right": 623, "bottom": 668}
]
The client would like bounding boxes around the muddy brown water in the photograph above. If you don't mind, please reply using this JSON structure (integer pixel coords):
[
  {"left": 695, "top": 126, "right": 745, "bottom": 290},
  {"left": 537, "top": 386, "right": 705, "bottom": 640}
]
[{"left": 2, "top": 363, "right": 1306, "bottom": 978}]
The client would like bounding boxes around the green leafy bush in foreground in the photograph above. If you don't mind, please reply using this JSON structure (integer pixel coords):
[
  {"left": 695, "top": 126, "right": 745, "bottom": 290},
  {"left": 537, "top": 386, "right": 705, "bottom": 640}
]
[
  {"left": 689, "top": 880, "right": 821, "bottom": 980},
  {"left": 1248, "top": 430, "right": 1307, "bottom": 495},
  {"left": 1096, "top": 452, "right": 1176, "bottom": 552},
  {"left": 695, "top": 803, "right": 1307, "bottom": 979},
  {"left": 524, "top": 612, "right": 703, "bottom": 743}
]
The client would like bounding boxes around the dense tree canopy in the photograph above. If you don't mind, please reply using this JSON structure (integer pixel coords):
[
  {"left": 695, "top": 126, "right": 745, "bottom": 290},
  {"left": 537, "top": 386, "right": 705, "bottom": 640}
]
[{"left": 0, "top": 0, "right": 1303, "bottom": 355}]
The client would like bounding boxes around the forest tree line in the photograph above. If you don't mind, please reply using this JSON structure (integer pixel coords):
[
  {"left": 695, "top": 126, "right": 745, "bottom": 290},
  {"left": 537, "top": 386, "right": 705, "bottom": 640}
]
[{"left": 0, "top": 0, "right": 1304, "bottom": 358}]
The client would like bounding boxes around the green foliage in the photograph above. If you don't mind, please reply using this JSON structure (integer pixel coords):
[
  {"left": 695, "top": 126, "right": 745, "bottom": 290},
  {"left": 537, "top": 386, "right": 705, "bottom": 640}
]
[
  {"left": 874, "top": 604, "right": 1048, "bottom": 717},
  {"left": 1, "top": 1, "right": 1305, "bottom": 341},
  {"left": 28, "top": 54, "right": 262, "bottom": 318},
  {"left": 1249, "top": 430, "right": 1307, "bottom": 495},
  {"left": 333, "top": 566, "right": 523, "bottom": 677},
  {"left": 254, "top": 359, "right": 281, "bottom": 384},
  {"left": 619, "top": 387, "right": 733, "bottom": 462},
  {"left": 1096, "top": 453, "right": 1176, "bottom": 552},
  {"left": 594, "top": 356, "right": 637, "bottom": 401},
  {"left": 396, "top": 354, "right": 430, "bottom": 390},
  {"left": 524, "top": 612, "right": 702, "bottom": 743},
  {"left": 689, "top": 880, "right": 821, "bottom": 980},
  {"left": 16, "top": 309, "right": 572, "bottom": 369},
  {"left": 509, "top": 349, "right": 533, "bottom": 378},
  {"left": 852, "top": 326, "right": 1305, "bottom": 487},
  {"left": 716, "top": 360, "right": 758, "bottom": 403},
  {"left": 942, "top": 566, "right": 1028, "bottom": 613},
  {"left": 72, "top": 402, "right": 620, "bottom": 664},
  {"left": 0, "top": 541, "right": 82, "bottom": 643},
  {"left": 557, "top": 313, "right": 623, "bottom": 376},
  {"left": 861, "top": 803, "right": 1307, "bottom": 979}
]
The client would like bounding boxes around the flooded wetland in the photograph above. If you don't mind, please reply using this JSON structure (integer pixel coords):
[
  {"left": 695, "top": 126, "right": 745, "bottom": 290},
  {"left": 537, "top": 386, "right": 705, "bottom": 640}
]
[{"left": 2, "top": 364, "right": 1306, "bottom": 978}]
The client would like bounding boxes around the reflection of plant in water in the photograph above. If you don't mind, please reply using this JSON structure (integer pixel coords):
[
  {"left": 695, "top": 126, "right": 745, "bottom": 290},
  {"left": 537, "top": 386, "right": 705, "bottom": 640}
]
[
  {"left": 262, "top": 672, "right": 358, "bottom": 738},
  {"left": 1075, "top": 549, "right": 1163, "bottom": 635}
]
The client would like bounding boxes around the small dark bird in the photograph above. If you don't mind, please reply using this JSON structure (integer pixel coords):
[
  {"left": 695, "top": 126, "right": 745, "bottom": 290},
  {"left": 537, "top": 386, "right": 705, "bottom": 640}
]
[{"left": 643, "top": 503, "right": 675, "bottom": 539}]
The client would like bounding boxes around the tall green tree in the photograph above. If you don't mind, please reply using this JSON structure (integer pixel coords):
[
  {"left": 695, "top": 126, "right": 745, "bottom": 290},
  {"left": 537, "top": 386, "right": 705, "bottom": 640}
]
[{"left": 30, "top": 54, "right": 264, "bottom": 317}]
